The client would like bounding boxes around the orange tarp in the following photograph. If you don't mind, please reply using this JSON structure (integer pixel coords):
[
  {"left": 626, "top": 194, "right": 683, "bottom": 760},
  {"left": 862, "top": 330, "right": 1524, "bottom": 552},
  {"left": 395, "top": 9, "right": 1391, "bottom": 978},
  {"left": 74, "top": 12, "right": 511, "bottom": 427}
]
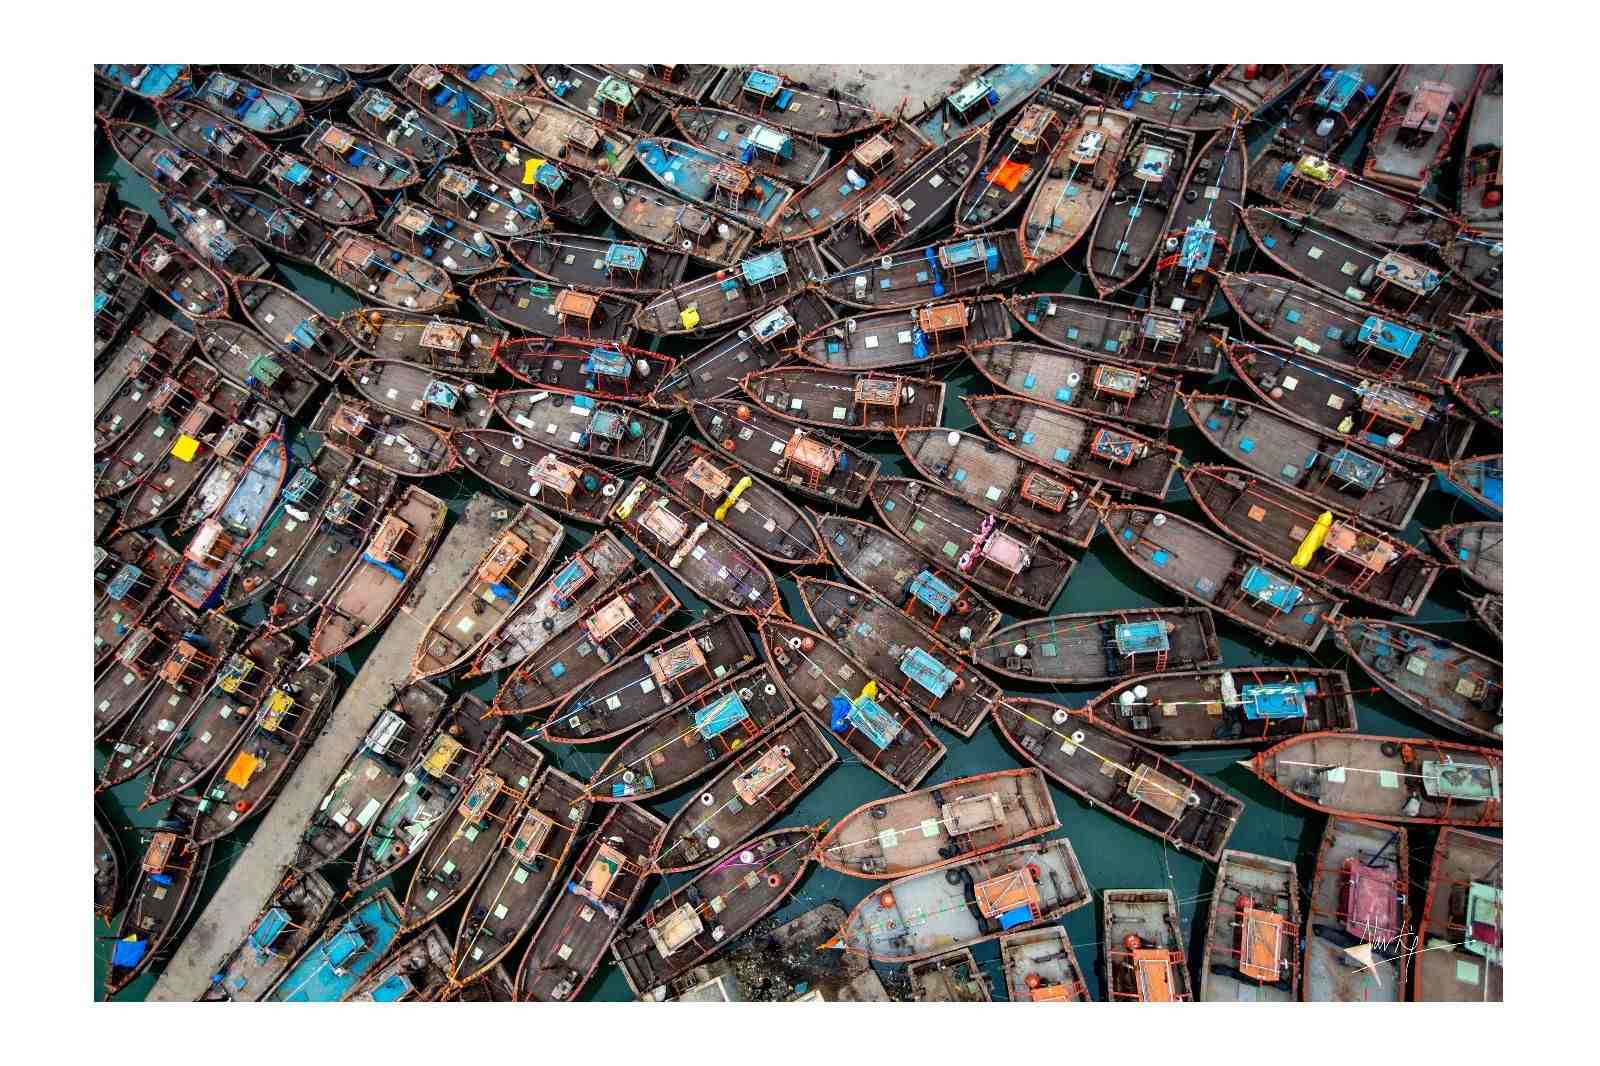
[{"left": 986, "top": 159, "right": 1030, "bottom": 193}]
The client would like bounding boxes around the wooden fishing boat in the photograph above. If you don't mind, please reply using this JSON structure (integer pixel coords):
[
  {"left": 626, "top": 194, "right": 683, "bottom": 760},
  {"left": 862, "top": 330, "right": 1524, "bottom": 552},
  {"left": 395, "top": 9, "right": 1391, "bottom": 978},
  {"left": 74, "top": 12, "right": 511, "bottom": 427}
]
[
  {"left": 240, "top": 63, "right": 351, "bottom": 103},
  {"left": 1434, "top": 229, "right": 1504, "bottom": 304},
  {"left": 1456, "top": 309, "right": 1502, "bottom": 364},
  {"left": 1363, "top": 65, "right": 1487, "bottom": 192},
  {"left": 104, "top": 121, "right": 219, "bottom": 198},
  {"left": 818, "top": 769, "right": 1056, "bottom": 879},
  {"left": 93, "top": 221, "right": 155, "bottom": 363},
  {"left": 158, "top": 193, "right": 271, "bottom": 280},
  {"left": 1147, "top": 124, "right": 1249, "bottom": 317},
  {"left": 498, "top": 99, "right": 637, "bottom": 184},
  {"left": 1241, "top": 207, "right": 1477, "bottom": 328},
  {"left": 305, "top": 484, "right": 449, "bottom": 662},
  {"left": 816, "top": 514, "right": 1003, "bottom": 656},
  {"left": 508, "top": 232, "right": 690, "bottom": 296},
  {"left": 119, "top": 394, "right": 276, "bottom": 533},
  {"left": 95, "top": 303, "right": 184, "bottom": 432},
  {"left": 688, "top": 399, "right": 879, "bottom": 509},
  {"left": 897, "top": 427, "right": 1102, "bottom": 545},
  {"left": 1457, "top": 66, "right": 1504, "bottom": 234},
  {"left": 1000, "top": 926, "right": 1088, "bottom": 1002},
  {"left": 1102, "top": 504, "right": 1343, "bottom": 652},
  {"left": 96, "top": 63, "right": 191, "bottom": 100},
  {"left": 820, "top": 231, "right": 1029, "bottom": 312},
  {"left": 169, "top": 424, "right": 289, "bottom": 610},
  {"left": 309, "top": 394, "right": 455, "bottom": 478},
  {"left": 470, "top": 276, "right": 639, "bottom": 342},
  {"left": 343, "top": 925, "right": 454, "bottom": 1001},
  {"left": 1467, "top": 593, "right": 1503, "bottom": 643},
  {"left": 647, "top": 289, "right": 836, "bottom": 408},
  {"left": 94, "top": 534, "right": 181, "bottom": 669},
  {"left": 602, "top": 64, "right": 724, "bottom": 104},
  {"left": 1434, "top": 454, "right": 1503, "bottom": 517},
  {"left": 189, "top": 660, "right": 339, "bottom": 844},
  {"left": 105, "top": 833, "right": 213, "bottom": 998},
  {"left": 1224, "top": 341, "right": 1476, "bottom": 466},
  {"left": 221, "top": 444, "right": 358, "bottom": 612},
  {"left": 970, "top": 343, "right": 1178, "bottom": 430},
  {"left": 445, "top": 64, "right": 543, "bottom": 107},
  {"left": 609, "top": 477, "right": 782, "bottom": 616},
  {"left": 1219, "top": 273, "right": 1468, "bottom": 392},
  {"left": 1333, "top": 618, "right": 1502, "bottom": 742},
  {"left": 236, "top": 277, "right": 355, "bottom": 380},
  {"left": 155, "top": 100, "right": 271, "bottom": 181},
  {"left": 493, "top": 336, "right": 671, "bottom": 395},
  {"left": 286, "top": 682, "right": 450, "bottom": 877},
  {"left": 914, "top": 64, "right": 1061, "bottom": 145},
  {"left": 1085, "top": 667, "right": 1358, "bottom": 749},
  {"left": 94, "top": 79, "right": 129, "bottom": 121},
  {"left": 466, "top": 531, "right": 643, "bottom": 676},
  {"left": 1249, "top": 134, "right": 1457, "bottom": 246},
  {"left": 259, "top": 151, "right": 378, "bottom": 226},
  {"left": 92, "top": 599, "right": 219, "bottom": 741},
  {"left": 542, "top": 616, "right": 756, "bottom": 744},
  {"left": 798, "top": 577, "right": 1000, "bottom": 737},
  {"left": 450, "top": 428, "right": 622, "bottom": 521},
  {"left": 591, "top": 174, "right": 757, "bottom": 267},
  {"left": 636, "top": 242, "right": 823, "bottom": 337},
  {"left": 1199, "top": 850, "right": 1301, "bottom": 1001},
  {"left": 1184, "top": 464, "right": 1442, "bottom": 614},
  {"left": 263, "top": 457, "right": 398, "bottom": 631},
  {"left": 1017, "top": 106, "right": 1135, "bottom": 271},
  {"left": 655, "top": 438, "right": 824, "bottom": 565},
  {"left": 871, "top": 477, "right": 1078, "bottom": 612},
  {"left": 314, "top": 228, "right": 455, "bottom": 313},
  {"left": 200, "top": 872, "right": 337, "bottom": 1001},
  {"left": 375, "top": 201, "right": 504, "bottom": 281},
  {"left": 1184, "top": 394, "right": 1431, "bottom": 531},
  {"left": 408, "top": 503, "right": 566, "bottom": 680},
  {"left": 208, "top": 184, "right": 327, "bottom": 269},
  {"left": 450, "top": 768, "right": 592, "bottom": 984},
  {"left": 93, "top": 360, "right": 222, "bottom": 499},
  {"left": 194, "top": 70, "right": 305, "bottom": 134},
  {"left": 386, "top": 63, "right": 499, "bottom": 134},
  {"left": 1414, "top": 829, "right": 1502, "bottom": 1002},
  {"left": 402, "top": 733, "right": 545, "bottom": 931},
  {"left": 1007, "top": 291, "right": 1224, "bottom": 375},
  {"left": 1086, "top": 124, "right": 1197, "bottom": 296},
  {"left": 674, "top": 106, "right": 830, "bottom": 187},
  {"left": 830, "top": 838, "right": 1090, "bottom": 963},
  {"left": 635, "top": 136, "right": 796, "bottom": 228},
  {"left": 132, "top": 236, "right": 229, "bottom": 320},
  {"left": 302, "top": 119, "right": 420, "bottom": 191},
  {"left": 423, "top": 161, "right": 551, "bottom": 243},
  {"left": 964, "top": 396, "right": 1179, "bottom": 500},
  {"left": 1449, "top": 374, "right": 1501, "bottom": 431},
  {"left": 1247, "top": 732, "right": 1502, "bottom": 826},
  {"left": 768, "top": 120, "right": 933, "bottom": 242},
  {"left": 1061, "top": 65, "right": 1234, "bottom": 131},
  {"left": 954, "top": 92, "right": 1078, "bottom": 233},
  {"left": 95, "top": 500, "right": 118, "bottom": 540},
  {"left": 535, "top": 63, "right": 672, "bottom": 135},
  {"left": 346, "top": 360, "right": 494, "bottom": 431},
  {"left": 707, "top": 68, "right": 883, "bottom": 140},
  {"left": 818, "top": 126, "right": 989, "bottom": 269},
  {"left": 652, "top": 716, "right": 836, "bottom": 875},
  {"left": 264, "top": 890, "right": 405, "bottom": 1002},
  {"left": 1303, "top": 815, "right": 1408, "bottom": 1002},
  {"left": 494, "top": 390, "right": 669, "bottom": 468},
  {"left": 440, "top": 965, "right": 517, "bottom": 1002},
  {"left": 346, "top": 695, "right": 507, "bottom": 895},
  {"left": 1102, "top": 889, "right": 1193, "bottom": 1002},
  {"left": 1278, "top": 65, "right": 1399, "bottom": 156},
  {"left": 468, "top": 136, "right": 604, "bottom": 228},
  {"left": 797, "top": 296, "right": 1014, "bottom": 371},
  {"left": 1423, "top": 521, "right": 1502, "bottom": 594},
  {"left": 338, "top": 308, "right": 506, "bottom": 376},
  {"left": 142, "top": 627, "right": 298, "bottom": 806},
  {"left": 977, "top": 607, "right": 1221, "bottom": 685},
  {"left": 740, "top": 366, "right": 943, "bottom": 435},
  {"left": 585, "top": 663, "right": 793, "bottom": 803},
  {"left": 516, "top": 802, "right": 662, "bottom": 1001},
  {"left": 94, "top": 804, "right": 125, "bottom": 922},
  {"left": 761, "top": 618, "right": 946, "bottom": 792},
  {"left": 613, "top": 825, "right": 821, "bottom": 995},
  {"left": 1212, "top": 64, "right": 1318, "bottom": 115},
  {"left": 347, "top": 87, "right": 460, "bottom": 166}
]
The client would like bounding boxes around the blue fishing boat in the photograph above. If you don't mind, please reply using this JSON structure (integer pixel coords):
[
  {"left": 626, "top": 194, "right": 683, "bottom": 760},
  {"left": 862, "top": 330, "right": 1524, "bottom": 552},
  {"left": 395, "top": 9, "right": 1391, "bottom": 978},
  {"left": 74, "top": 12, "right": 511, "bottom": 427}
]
[
  {"left": 195, "top": 71, "right": 305, "bottom": 135},
  {"left": 635, "top": 137, "right": 794, "bottom": 227},
  {"left": 265, "top": 891, "right": 405, "bottom": 1002},
  {"left": 95, "top": 64, "right": 190, "bottom": 100},
  {"left": 1434, "top": 455, "right": 1503, "bottom": 518},
  {"left": 914, "top": 64, "right": 1060, "bottom": 145},
  {"left": 169, "top": 422, "right": 290, "bottom": 610}
]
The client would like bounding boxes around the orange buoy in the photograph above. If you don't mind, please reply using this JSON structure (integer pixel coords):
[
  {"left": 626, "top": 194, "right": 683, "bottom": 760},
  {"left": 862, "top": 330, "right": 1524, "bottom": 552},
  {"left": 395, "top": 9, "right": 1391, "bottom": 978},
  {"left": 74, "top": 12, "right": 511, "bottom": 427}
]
[
  {"left": 722, "top": 438, "right": 737, "bottom": 450},
  {"left": 800, "top": 636, "right": 815, "bottom": 652},
  {"left": 879, "top": 891, "right": 896, "bottom": 909},
  {"left": 1024, "top": 972, "right": 1042, "bottom": 990},
  {"left": 1027, "top": 863, "right": 1041, "bottom": 881},
  {"left": 1123, "top": 933, "right": 1142, "bottom": 952},
  {"left": 233, "top": 801, "right": 251, "bottom": 813},
  {"left": 1483, "top": 189, "right": 1502, "bottom": 208},
  {"left": 768, "top": 874, "right": 782, "bottom": 888},
  {"left": 955, "top": 599, "right": 970, "bottom": 614},
  {"left": 736, "top": 405, "right": 751, "bottom": 420}
]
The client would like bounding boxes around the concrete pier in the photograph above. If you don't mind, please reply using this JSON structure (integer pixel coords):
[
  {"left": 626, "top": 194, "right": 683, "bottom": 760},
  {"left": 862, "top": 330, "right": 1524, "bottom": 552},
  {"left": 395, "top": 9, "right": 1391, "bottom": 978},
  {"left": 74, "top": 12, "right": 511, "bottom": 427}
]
[
  {"left": 148, "top": 492, "right": 508, "bottom": 1001},
  {"left": 769, "top": 64, "right": 979, "bottom": 116}
]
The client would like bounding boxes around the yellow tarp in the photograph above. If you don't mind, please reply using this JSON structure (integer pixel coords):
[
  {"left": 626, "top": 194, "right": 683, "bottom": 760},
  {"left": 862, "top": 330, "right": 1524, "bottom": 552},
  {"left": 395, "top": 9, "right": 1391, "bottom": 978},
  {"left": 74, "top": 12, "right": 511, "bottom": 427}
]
[
  {"left": 1291, "top": 512, "right": 1335, "bottom": 568},
  {"left": 521, "top": 158, "right": 548, "bottom": 185},
  {"left": 679, "top": 306, "right": 701, "bottom": 330},
  {"left": 224, "top": 751, "right": 262, "bottom": 789},
  {"left": 170, "top": 434, "right": 201, "bottom": 462}
]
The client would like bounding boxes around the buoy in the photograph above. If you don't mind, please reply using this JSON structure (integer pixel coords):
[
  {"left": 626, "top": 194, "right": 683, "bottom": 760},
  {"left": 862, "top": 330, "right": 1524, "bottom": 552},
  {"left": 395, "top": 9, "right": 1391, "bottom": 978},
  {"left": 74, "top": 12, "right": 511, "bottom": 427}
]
[
  {"left": 800, "top": 636, "right": 815, "bottom": 652},
  {"left": 706, "top": 835, "right": 721, "bottom": 850},
  {"left": 722, "top": 438, "right": 737, "bottom": 450},
  {"left": 1024, "top": 973, "right": 1042, "bottom": 990},
  {"left": 768, "top": 874, "right": 781, "bottom": 888},
  {"left": 700, "top": 792, "right": 715, "bottom": 806},
  {"left": 1483, "top": 189, "right": 1501, "bottom": 208},
  {"left": 1052, "top": 708, "right": 1070, "bottom": 726},
  {"left": 879, "top": 891, "right": 896, "bottom": 909},
  {"left": 234, "top": 801, "right": 251, "bottom": 813},
  {"left": 1014, "top": 643, "right": 1029, "bottom": 657},
  {"left": 740, "top": 850, "right": 756, "bottom": 864},
  {"left": 736, "top": 404, "right": 751, "bottom": 419},
  {"left": 1123, "top": 933, "right": 1143, "bottom": 951}
]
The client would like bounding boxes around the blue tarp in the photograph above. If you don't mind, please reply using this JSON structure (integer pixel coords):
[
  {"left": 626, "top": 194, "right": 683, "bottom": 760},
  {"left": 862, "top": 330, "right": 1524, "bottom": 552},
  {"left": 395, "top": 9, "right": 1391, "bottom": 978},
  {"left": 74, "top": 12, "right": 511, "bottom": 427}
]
[
  {"left": 604, "top": 243, "right": 646, "bottom": 271},
  {"left": 744, "top": 70, "right": 782, "bottom": 96},
  {"left": 998, "top": 905, "right": 1034, "bottom": 930},
  {"left": 1179, "top": 220, "right": 1217, "bottom": 271},
  {"left": 1358, "top": 316, "right": 1421, "bottom": 360},
  {"left": 1327, "top": 448, "right": 1383, "bottom": 490},
  {"left": 1093, "top": 64, "right": 1143, "bottom": 82},
  {"left": 361, "top": 555, "right": 406, "bottom": 581},
  {"left": 106, "top": 564, "right": 143, "bottom": 601},
  {"left": 111, "top": 937, "right": 149, "bottom": 968},
  {"left": 847, "top": 697, "right": 902, "bottom": 750},
  {"left": 828, "top": 695, "right": 852, "bottom": 734},
  {"left": 1316, "top": 67, "right": 1365, "bottom": 113},
  {"left": 740, "top": 250, "right": 788, "bottom": 285},
  {"left": 585, "top": 347, "right": 631, "bottom": 379},
  {"left": 695, "top": 692, "right": 750, "bottom": 740},
  {"left": 250, "top": 907, "right": 291, "bottom": 955},
  {"left": 1240, "top": 682, "right": 1313, "bottom": 720},
  {"left": 370, "top": 974, "right": 413, "bottom": 1002},
  {"left": 1241, "top": 566, "right": 1305, "bottom": 612},
  {"left": 1115, "top": 620, "right": 1171, "bottom": 656},
  {"left": 941, "top": 238, "right": 985, "bottom": 269},
  {"left": 899, "top": 647, "right": 956, "bottom": 699},
  {"left": 908, "top": 570, "right": 957, "bottom": 616}
]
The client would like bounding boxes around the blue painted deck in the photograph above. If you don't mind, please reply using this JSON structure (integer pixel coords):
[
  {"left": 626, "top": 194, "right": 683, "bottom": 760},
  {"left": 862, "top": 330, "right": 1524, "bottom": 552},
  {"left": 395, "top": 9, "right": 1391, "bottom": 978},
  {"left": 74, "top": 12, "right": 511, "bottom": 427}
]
[
  {"left": 170, "top": 430, "right": 289, "bottom": 609},
  {"left": 98, "top": 64, "right": 186, "bottom": 98},
  {"left": 635, "top": 139, "right": 788, "bottom": 222},
  {"left": 200, "top": 75, "right": 304, "bottom": 134},
  {"left": 916, "top": 64, "right": 1058, "bottom": 144},
  {"left": 267, "top": 894, "right": 403, "bottom": 1002}
]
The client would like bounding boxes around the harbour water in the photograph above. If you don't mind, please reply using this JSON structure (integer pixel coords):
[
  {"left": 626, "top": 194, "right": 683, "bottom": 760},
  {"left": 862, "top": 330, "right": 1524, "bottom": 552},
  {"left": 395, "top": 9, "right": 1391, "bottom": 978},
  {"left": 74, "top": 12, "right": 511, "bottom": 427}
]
[{"left": 94, "top": 84, "right": 1498, "bottom": 1001}]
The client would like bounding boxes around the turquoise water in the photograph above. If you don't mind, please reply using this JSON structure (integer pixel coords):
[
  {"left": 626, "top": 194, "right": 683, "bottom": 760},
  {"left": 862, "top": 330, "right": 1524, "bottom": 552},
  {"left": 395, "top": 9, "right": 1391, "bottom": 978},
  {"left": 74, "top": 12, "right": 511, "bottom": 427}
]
[{"left": 94, "top": 81, "right": 1498, "bottom": 1002}]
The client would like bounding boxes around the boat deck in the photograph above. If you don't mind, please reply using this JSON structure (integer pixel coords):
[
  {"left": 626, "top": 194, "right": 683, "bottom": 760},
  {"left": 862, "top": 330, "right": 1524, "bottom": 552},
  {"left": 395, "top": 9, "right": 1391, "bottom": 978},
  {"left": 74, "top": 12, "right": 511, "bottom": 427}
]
[
  {"left": 691, "top": 400, "right": 880, "bottom": 509},
  {"left": 1304, "top": 816, "right": 1407, "bottom": 1002},
  {"left": 316, "top": 228, "right": 454, "bottom": 312},
  {"left": 260, "top": 151, "right": 377, "bottom": 226},
  {"left": 955, "top": 92, "right": 1079, "bottom": 232},
  {"left": 674, "top": 106, "right": 831, "bottom": 185},
  {"left": 302, "top": 120, "right": 419, "bottom": 190},
  {"left": 971, "top": 342, "right": 1179, "bottom": 430},
  {"left": 770, "top": 119, "right": 931, "bottom": 240},
  {"left": 1364, "top": 65, "right": 1484, "bottom": 190},
  {"left": 496, "top": 391, "right": 668, "bottom": 468},
  {"left": 157, "top": 101, "right": 269, "bottom": 181},
  {"left": 349, "top": 360, "right": 494, "bottom": 430},
  {"left": 636, "top": 242, "right": 822, "bottom": 335},
  {"left": 202, "top": 874, "right": 337, "bottom": 1001},
  {"left": 375, "top": 201, "right": 503, "bottom": 279},
  {"left": 656, "top": 439, "right": 824, "bottom": 564},
  {"left": 637, "top": 137, "right": 795, "bottom": 225},
  {"left": 1425, "top": 522, "right": 1501, "bottom": 593},
  {"left": 471, "top": 277, "right": 639, "bottom": 343},
  {"left": 269, "top": 458, "right": 398, "bottom": 627},
  {"left": 267, "top": 892, "right": 403, "bottom": 1001},
  {"left": 1092, "top": 667, "right": 1357, "bottom": 748},
  {"left": 743, "top": 366, "right": 946, "bottom": 434},
  {"left": 978, "top": 607, "right": 1221, "bottom": 684},
  {"left": 451, "top": 429, "right": 621, "bottom": 521},
  {"left": 1416, "top": 829, "right": 1502, "bottom": 1002},
  {"left": 1201, "top": 849, "right": 1300, "bottom": 1002},
  {"left": 1336, "top": 620, "right": 1502, "bottom": 741},
  {"left": 347, "top": 924, "right": 454, "bottom": 1001},
  {"left": 1255, "top": 733, "right": 1503, "bottom": 825},
  {"left": 908, "top": 948, "right": 991, "bottom": 1002},
  {"left": 389, "top": 65, "right": 500, "bottom": 135},
  {"left": 707, "top": 67, "right": 882, "bottom": 140},
  {"left": 967, "top": 396, "right": 1179, "bottom": 499},
  {"left": 1000, "top": 926, "right": 1087, "bottom": 1001},
  {"left": 593, "top": 176, "right": 754, "bottom": 266},
  {"left": 1060, "top": 66, "right": 1229, "bottom": 130},
  {"left": 1020, "top": 107, "right": 1133, "bottom": 268},
  {"left": 466, "top": 135, "right": 601, "bottom": 227},
  {"left": 237, "top": 278, "right": 354, "bottom": 380},
  {"left": 340, "top": 310, "right": 504, "bottom": 374},
  {"left": 1102, "top": 889, "right": 1191, "bottom": 1001},
  {"left": 650, "top": 290, "right": 836, "bottom": 407},
  {"left": 1085, "top": 126, "right": 1194, "bottom": 294},
  {"left": 501, "top": 100, "right": 636, "bottom": 178},
  {"left": 914, "top": 64, "right": 1059, "bottom": 145},
  {"left": 1008, "top": 291, "right": 1223, "bottom": 374},
  {"left": 1249, "top": 135, "right": 1450, "bottom": 246},
  {"left": 509, "top": 232, "right": 690, "bottom": 295},
  {"left": 1149, "top": 123, "right": 1248, "bottom": 316}
]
